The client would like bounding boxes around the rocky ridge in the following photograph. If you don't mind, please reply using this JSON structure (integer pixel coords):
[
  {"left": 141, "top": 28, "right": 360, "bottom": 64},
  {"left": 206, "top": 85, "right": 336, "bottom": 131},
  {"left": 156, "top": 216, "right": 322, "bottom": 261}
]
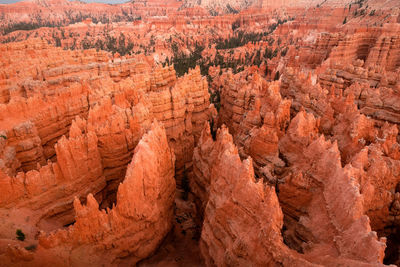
[{"left": 1, "top": 0, "right": 400, "bottom": 266}]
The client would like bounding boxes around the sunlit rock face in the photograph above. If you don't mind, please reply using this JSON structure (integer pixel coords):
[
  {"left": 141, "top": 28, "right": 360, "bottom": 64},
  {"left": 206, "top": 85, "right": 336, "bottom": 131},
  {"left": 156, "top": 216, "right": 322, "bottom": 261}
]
[
  {"left": 192, "top": 123, "right": 386, "bottom": 266},
  {"left": 36, "top": 121, "right": 176, "bottom": 266},
  {"left": 0, "top": 39, "right": 210, "bottom": 265},
  {"left": 1, "top": 0, "right": 400, "bottom": 265}
]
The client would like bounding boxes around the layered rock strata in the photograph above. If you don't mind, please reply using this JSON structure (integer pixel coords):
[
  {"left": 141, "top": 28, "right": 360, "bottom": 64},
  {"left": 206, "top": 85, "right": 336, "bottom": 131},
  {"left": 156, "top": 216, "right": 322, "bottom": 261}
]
[
  {"left": 0, "top": 117, "right": 106, "bottom": 236},
  {"left": 193, "top": 123, "right": 387, "bottom": 266},
  {"left": 278, "top": 111, "right": 386, "bottom": 263},
  {"left": 0, "top": 40, "right": 210, "bottom": 189},
  {"left": 0, "top": 39, "right": 210, "bottom": 264},
  {"left": 1, "top": 121, "right": 176, "bottom": 266}
]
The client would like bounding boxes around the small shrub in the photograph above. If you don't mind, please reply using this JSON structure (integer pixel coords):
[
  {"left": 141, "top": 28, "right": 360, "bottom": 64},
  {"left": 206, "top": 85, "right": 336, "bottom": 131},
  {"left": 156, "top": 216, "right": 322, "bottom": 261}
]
[
  {"left": 281, "top": 47, "right": 289, "bottom": 57},
  {"left": 25, "top": 245, "right": 37, "bottom": 251},
  {"left": 209, "top": 118, "right": 217, "bottom": 141},
  {"left": 210, "top": 90, "right": 221, "bottom": 112},
  {"left": 274, "top": 71, "right": 280, "bottom": 81},
  {"left": 16, "top": 229, "right": 25, "bottom": 241}
]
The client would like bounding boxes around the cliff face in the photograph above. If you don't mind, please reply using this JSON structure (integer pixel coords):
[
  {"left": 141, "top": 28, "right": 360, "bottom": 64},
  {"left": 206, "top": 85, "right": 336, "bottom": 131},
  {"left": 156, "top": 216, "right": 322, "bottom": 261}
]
[
  {"left": 345, "top": 82, "right": 400, "bottom": 126},
  {"left": 182, "top": 0, "right": 357, "bottom": 14},
  {"left": 1, "top": 121, "right": 176, "bottom": 266},
  {"left": 0, "top": 39, "right": 210, "bottom": 264},
  {"left": 146, "top": 66, "right": 210, "bottom": 181},
  {"left": 325, "top": 24, "right": 400, "bottom": 73},
  {"left": 0, "top": 40, "right": 210, "bottom": 187},
  {"left": 193, "top": 122, "right": 386, "bottom": 266},
  {"left": 217, "top": 70, "right": 291, "bottom": 183},
  {"left": 0, "top": 117, "right": 106, "bottom": 236},
  {"left": 1, "top": 0, "right": 400, "bottom": 265},
  {"left": 182, "top": 0, "right": 260, "bottom": 14},
  {"left": 212, "top": 66, "right": 400, "bottom": 265},
  {"left": 278, "top": 111, "right": 386, "bottom": 263},
  {"left": 0, "top": 0, "right": 181, "bottom": 32},
  {"left": 197, "top": 125, "right": 312, "bottom": 266},
  {"left": 40, "top": 121, "right": 176, "bottom": 266}
]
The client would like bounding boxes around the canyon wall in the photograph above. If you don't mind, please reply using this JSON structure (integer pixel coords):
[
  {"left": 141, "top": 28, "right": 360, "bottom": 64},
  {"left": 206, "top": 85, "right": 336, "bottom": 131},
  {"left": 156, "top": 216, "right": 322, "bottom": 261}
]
[
  {"left": 0, "top": 39, "right": 210, "bottom": 264},
  {"left": 192, "top": 122, "right": 387, "bottom": 266},
  {"left": 1, "top": 121, "right": 176, "bottom": 266},
  {"left": 0, "top": 39, "right": 211, "bottom": 187},
  {"left": 211, "top": 67, "right": 400, "bottom": 265},
  {"left": 0, "top": 0, "right": 400, "bottom": 265}
]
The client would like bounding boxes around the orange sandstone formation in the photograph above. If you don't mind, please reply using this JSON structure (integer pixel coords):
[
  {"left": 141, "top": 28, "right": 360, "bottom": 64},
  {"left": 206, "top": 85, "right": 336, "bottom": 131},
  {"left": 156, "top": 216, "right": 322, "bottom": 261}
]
[
  {"left": 0, "top": 40, "right": 210, "bottom": 185},
  {"left": 213, "top": 66, "right": 400, "bottom": 265},
  {"left": 193, "top": 122, "right": 387, "bottom": 266},
  {"left": 1, "top": 0, "right": 400, "bottom": 265},
  {"left": 197, "top": 125, "right": 313, "bottom": 266},
  {"left": 1, "top": 121, "right": 176, "bottom": 266},
  {"left": 0, "top": 39, "right": 210, "bottom": 265},
  {"left": 41, "top": 121, "right": 175, "bottom": 265},
  {"left": 278, "top": 111, "right": 386, "bottom": 264},
  {"left": 0, "top": 117, "right": 106, "bottom": 236}
]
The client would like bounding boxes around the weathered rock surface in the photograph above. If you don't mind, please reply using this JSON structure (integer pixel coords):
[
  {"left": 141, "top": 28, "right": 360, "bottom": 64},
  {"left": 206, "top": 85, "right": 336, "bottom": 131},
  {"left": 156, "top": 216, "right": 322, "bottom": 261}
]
[
  {"left": 217, "top": 69, "right": 291, "bottom": 184},
  {"left": 0, "top": 117, "right": 106, "bottom": 237},
  {"left": 193, "top": 122, "right": 387, "bottom": 266},
  {"left": 0, "top": 39, "right": 210, "bottom": 265},
  {"left": 278, "top": 111, "right": 386, "bottom": 263},
  {"left": 1, "top": 121, "right": 176, "bottom": 266},
  {"left": 194, "top": 124, "right": 312, "bottom": 266},
  {"left": 1, "top": 0, "right": 400, "bottom": 265},
  {"left": 0, "top": 40, "right": 210, "bottom": 187}
]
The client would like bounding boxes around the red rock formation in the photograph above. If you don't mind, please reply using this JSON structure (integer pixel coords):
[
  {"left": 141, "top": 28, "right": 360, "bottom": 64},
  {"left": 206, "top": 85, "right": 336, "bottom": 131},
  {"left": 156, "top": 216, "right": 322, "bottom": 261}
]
[
  {"left": 146, "top": 66, "right": 211, "bottom": 180},
  {"left": 1, "top": 0, "right": 400, "bottom": 265},
  {"left": 0, "top": 39, "right": 210, "bottom": 265},
  {"left": 0, "top": 0, "right": 163, "bottom": 31},
  {"left": 1, "top": 120, "right": 176, "bottom": 266},
  {"left": 321, "top": 93, "right": 377, "bottom": 164},
  {"left": 193, "top": 122, "right": 387, "bottom": 266},
  {"left": 324, "top": 24, "right": 400, "bottom": 73},
  {"left": 217, "top": 70, "right": 292, "bottom": 181},
  {"left": 0, "top": 40, "right": 210, "bottom": 186},
  {"left": 0, "top": 117, "right": 106, "bottom": 239},
  {"left": 194, "top": 124, "right": 312, "bottom": 266},
  {"left": 278, "top": 111, "right": 387, "bottom": 264},
  {"left": 345, "top": 82, "right": 400, "bottom": 126},
  {"left": 217, "top": 69, "right": 264, "bottom": 136},
  {"left": 280, "top": 67, "right": 329, "bottom": 115}
]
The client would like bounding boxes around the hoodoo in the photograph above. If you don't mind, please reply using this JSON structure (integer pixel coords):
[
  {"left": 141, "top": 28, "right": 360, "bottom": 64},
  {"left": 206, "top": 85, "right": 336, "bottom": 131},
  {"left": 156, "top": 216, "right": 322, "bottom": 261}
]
[{"left": 0, "top": 0, "right": 400, "bottom": 265}]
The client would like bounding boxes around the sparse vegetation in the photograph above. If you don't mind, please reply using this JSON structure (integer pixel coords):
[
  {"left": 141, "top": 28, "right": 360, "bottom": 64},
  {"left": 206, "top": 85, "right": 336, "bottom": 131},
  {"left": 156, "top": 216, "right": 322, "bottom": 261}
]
[
  {"left": 25, "top": 245, "right": 37, "bottom": 251},
  {"left": 216, "top": 18, "right": 290, "bottom": 50},
  {"left": 171, "top": 42, "right": 205, "bottom": 77},
  {"left": 281, "top": 47, "right": 289, "bottom": 57},
  {"left": 232, "top": 19, "right": 240, "bottom": 31},
  {"left": 209, "top": 118, "right": 217, "bottom": 140},
  {"left": 60, "top": 31, "right": 134, "bottom": 56},
  {"left": 210, "top": 90, "right": 221, "bottom": 112},
  {"left": 16, "top": 229, "right": 25, "bottom": 241},
  {"left": 2, "top": 21, "right": 61, "bottom": 35},
  {"left": 274, "top": 71, "right": 280, "bottom": 81},
  {"left": 1, "top": 12, "right": 141, "bottom": 35},
  {"left": 226, "top": 4, "right": 239, "bottom": 14}
]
